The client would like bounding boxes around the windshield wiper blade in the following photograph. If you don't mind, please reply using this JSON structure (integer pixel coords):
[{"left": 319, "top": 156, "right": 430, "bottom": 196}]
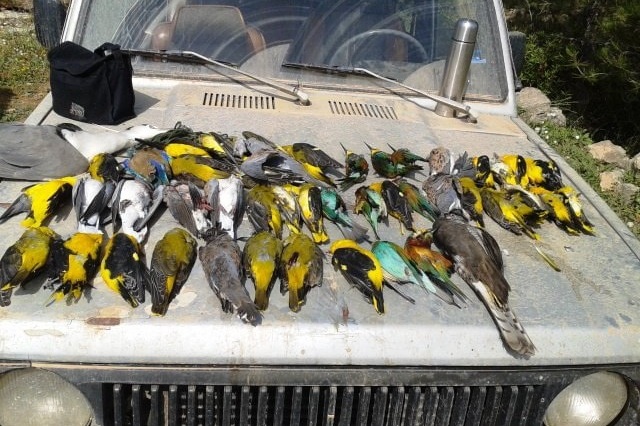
[
  {"left": 284, "top": 62, "right": 478, "bottom": 122},
  {"left": 124, "top": 49, "right": 311, "bottom": 106}
]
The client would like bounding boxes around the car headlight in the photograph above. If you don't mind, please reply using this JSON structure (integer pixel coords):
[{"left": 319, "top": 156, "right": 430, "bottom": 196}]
[
  {"left": 544, "top": 371, "right": 629, "bottom": 426},
  {"left": 0, "top": 367, "right": 92, "bottom": 426}
]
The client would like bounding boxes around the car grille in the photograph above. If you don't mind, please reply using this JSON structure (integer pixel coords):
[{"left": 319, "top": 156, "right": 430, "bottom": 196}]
[{"left": 108, "top": 383, "right": 554, "bottom": 426}]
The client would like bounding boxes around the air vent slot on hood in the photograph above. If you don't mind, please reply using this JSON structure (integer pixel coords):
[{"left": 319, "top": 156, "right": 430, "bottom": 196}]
[
  {"left": 328, "top": 101, "right": 398, "bottom": 120},
  {"left": 203, "top": 93, "right": 276, "bottom": 110}
]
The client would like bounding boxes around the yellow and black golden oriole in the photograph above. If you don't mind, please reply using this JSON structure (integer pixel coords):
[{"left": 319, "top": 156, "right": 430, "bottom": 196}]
[
  {"left": 100, "top": 232, "right": 149, "bottom": 308},
  {"left": 148, "top": 227, "right": 198, "bottom": 316},
  {"left": 280, "top": 232, "right": 324, "bottom": 312},
  {"left": 295, "top": 183, "right": 329, "bottom": 244},
  {"left": 329, "top": 239, "right": 385, "bottom": 314},
  {"left": 45, "top": 231, "right": 103, "bottom": 304},
  {"left": 0, "top": 226, "right": 59, "bottom": 306},
  {"left": 242, "top": 230, "right": 283, "bottom": 311},
  {"left": 0, "top": 176, "right": 76, "bottom": 228}
]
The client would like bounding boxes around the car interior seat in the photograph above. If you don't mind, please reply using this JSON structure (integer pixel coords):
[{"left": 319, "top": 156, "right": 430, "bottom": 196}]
[{"left": 151, "top": 5, "right": 266, "bottom": 64}]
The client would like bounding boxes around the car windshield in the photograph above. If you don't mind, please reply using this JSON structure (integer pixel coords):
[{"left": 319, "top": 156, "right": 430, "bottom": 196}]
[{"left": 75, "top": 0, "right": 506, "bottom": 101}]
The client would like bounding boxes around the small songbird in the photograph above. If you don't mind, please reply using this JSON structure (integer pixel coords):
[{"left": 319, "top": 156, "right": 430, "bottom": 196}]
[
  {"left": 366, "top": 143, "right": 422, "bottom": 178},
  {"left": 499, "top": 154, "right": 529, "bottom": 188},
  {"left": 404, "top": 231, "right": 468, "bottom": 307},
  {"left": 354, "top": 184, "right": 388, "bottom": 239},
  {"left": 199, "top": 231, "right": 261, "bottom": 325},
  {"left": 0, "top": 226, "right": 59, "bottom": 306},
  {"left": 330, "top": 239, "right": 385, "bottom": 314},
  {"left": 432, "top": 212, "right": 536, "bottom": 357},
  {"left": 555, "top": 186, "right": 595, "bottom": 235},
  {"left": 532, "top": 186, "right": 595, "bottom": 235},
  {"left": 472, "top": 155, "right": 497, "bottom": 188},
  {"left": 0, "top": 176, "right": 76, "bottom": 228},
  {"left": 281, "top": 142, "right": 342, "bottom": 187},
  {"left": 148, "top": 227, "right": 197, "bottom": 316},
  {"left": 169, "top": 154, "right": 233, "bottom": 187},
  {"left": 45, "top": 231, "right": 103, "bottom": 304},
  {"left": 163, "top": 181, "right": 212, "bottom": 238},
  {"left": 215, "top": 174, "right": 245, "bottom": 240},
  {"left": 88, "top": 152, "right": 121, "bottom": 184},
  {"left": 371, "top": 240, "right": 433, "bottom": 300},
  {"left": 242, "top": 230, "right": 283, "bottom": 310},
  {"left": 100, "top": 232, "right": 149, "bottom": 308},
  {"left": 427, "top": 146, "right": 457, "bottom": 176},
  {"left": 320, "top": 187, "right": 368, "bottom": 242},
  {"left": 422, "top": 173, "right": 464, "bottom": 217},
  {"left": 236, "top": 130, "right": 281, "bottom": 158},
  {"left": 337, "top": 143, "right": 368, "bottom": 191},
  {"left": 122, "top": 147, "right": 172, "bottom": 187},
  {"left": 111, "top": 179, "right": 164, "bottom": 243},
  {"left": 480, "top": 187, "right": 546, "bottom": 240},
  {"left": 380, "top": 180, "right": 414, "bottom": 234},
  {"left": 246, "top": 184, "right": 283, "bottom": 238},
  {"left": 72, "top": 175, "right": 114, "bottom": 234},
  {"left": 458, "top": 176, "right": 485, "bottom": 227},
  {"left": 280, "top": 232, "right": 324, "bottom": 312},
  {"left": 140, "top": 123, "right": 234, "bottom": 158},
  {"left": 240, "top": 149, "right": 327, "bottom": 187},
  {"left": 427, "top": 147, "right": 475, "bottom": 177},
  {"left": 387, "top": 144, "right": 426, "bottom": 167},
  {"left": 395, "top": 178, "right": 439, "bottom": 222},
  {"left": 524, "top": 157, "right": 563, "bottom": 191},
  {"left": 295, "top": 183, "right": 329, "bottom": 244},
  {"left": 271, "top": 185, "right": 302, "bottom": 234}
]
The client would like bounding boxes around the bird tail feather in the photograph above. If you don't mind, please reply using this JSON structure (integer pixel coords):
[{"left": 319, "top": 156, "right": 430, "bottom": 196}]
[{"left": 472, "top": 281, "right": 536, "bottom": 357}]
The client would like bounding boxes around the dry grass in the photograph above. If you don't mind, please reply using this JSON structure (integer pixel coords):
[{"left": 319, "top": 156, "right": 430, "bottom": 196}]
[{"left": 0, "top": 10, "right": 49, "bottom": 122}]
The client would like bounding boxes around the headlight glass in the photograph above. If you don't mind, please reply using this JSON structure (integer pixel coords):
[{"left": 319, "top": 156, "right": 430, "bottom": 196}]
[
  {"left": 544, "top": 371, "right": 628, "bottom": 426},
  {"left": 0, "top": 367, "right": 92, "bottom": 426}
]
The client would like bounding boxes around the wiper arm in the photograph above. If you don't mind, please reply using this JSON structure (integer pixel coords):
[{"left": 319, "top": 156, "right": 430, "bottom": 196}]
[
  {"left": 351, "top": 67, "right": 478, "bottom": 123},
  {"left": 124, "top": 49, "right": 311, "bottom": 106},
  {"left": 282, "top": 62, "right": 477, "bottom": 122}
]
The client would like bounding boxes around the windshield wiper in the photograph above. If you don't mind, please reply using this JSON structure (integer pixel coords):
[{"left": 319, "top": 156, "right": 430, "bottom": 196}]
[
  {"left": 352, "top": 67, "right": 478, "bottom": 123},
  {"left": 283, "top": 62, "right": 477, "bottom": 122},
  {"left": 123, "top": 49, "right": 311, "bottom": 106}
]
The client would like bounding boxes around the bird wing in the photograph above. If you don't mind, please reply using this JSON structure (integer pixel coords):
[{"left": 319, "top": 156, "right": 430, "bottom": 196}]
[{"left": 0, "top": 124, "right": 89, "bottom": 180}]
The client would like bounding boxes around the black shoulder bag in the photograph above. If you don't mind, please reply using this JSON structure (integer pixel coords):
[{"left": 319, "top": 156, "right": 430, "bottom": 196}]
[{"left": 48, "top": 42, "right": 136, "bottom": 124}]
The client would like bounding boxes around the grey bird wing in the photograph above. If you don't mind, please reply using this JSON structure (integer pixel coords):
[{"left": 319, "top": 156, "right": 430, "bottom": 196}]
[
  {"left": 199, "top": 234, "right": 261, "bottom": 325},
  {"left": 163, "top": 185, "right": 199, "bottom": 237},
  {"left": 0, "top": 192, "right": 31, "bottom": 224},
  {"left": 0, "top": 123, "right": 89, "bottom": 180},
  {"left": 81, "top": 181, "right": 116, "bottom": 224},
  {"left": 134, "top": 184, "right": 165, "bottom": 232}
]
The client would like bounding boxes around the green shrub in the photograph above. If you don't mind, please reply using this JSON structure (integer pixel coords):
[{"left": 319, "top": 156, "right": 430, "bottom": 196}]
[{"left": 504, "top": 1, "right": 640, "bottom": 155}]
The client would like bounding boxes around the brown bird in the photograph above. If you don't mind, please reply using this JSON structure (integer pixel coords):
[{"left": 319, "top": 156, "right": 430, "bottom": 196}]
[{"left": 432, "top": 212, "right": 536, "bottom": 357}]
